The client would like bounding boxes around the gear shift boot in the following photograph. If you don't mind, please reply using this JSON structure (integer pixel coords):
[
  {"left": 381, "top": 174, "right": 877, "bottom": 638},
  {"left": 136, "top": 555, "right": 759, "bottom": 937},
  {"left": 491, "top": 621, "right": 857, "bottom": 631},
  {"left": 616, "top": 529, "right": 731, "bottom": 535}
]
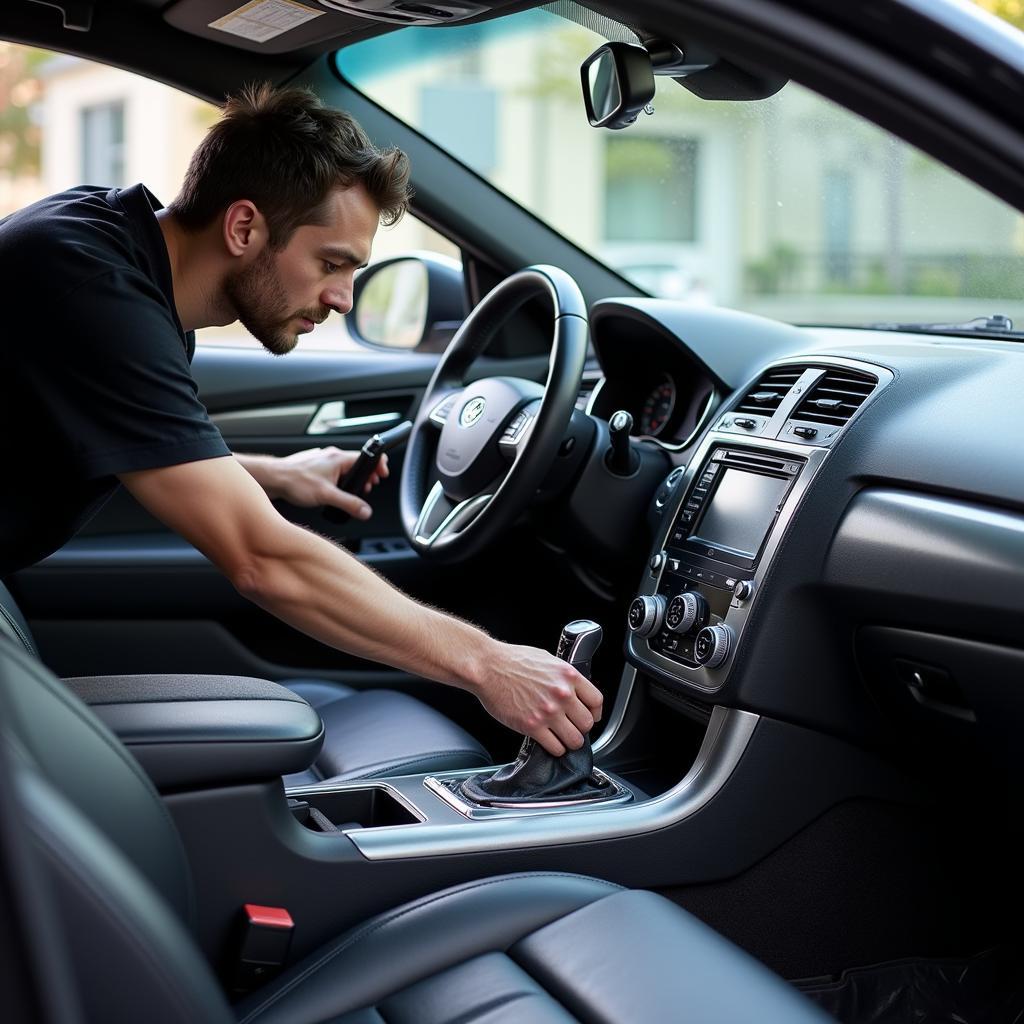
[
  {"left": 457, "top": 620, "right": 617, "bottom": 807},
  {"left": 458, "top": 735, "right": 612, "bottom": 805}
]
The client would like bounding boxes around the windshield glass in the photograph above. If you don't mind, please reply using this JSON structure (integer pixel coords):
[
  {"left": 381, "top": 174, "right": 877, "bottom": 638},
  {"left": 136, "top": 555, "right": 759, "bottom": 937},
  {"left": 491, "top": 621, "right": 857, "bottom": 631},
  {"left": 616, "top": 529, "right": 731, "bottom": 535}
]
[{"left": 337, "top": 3, "right": 1024, "bottom": 333}]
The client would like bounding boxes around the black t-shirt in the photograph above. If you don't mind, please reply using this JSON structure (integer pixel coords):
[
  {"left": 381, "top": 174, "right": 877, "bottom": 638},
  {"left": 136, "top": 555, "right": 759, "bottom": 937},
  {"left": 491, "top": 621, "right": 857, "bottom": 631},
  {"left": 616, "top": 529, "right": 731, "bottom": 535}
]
[{"left": 0, "top": 184, "right": 230, "bottom": 576}]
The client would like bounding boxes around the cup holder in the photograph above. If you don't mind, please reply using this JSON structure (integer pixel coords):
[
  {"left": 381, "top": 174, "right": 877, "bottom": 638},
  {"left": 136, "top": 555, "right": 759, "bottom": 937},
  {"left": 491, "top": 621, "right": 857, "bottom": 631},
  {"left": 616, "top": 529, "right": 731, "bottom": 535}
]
[{"left": 289, "top": 785, "right": 421, "bottom": 833}]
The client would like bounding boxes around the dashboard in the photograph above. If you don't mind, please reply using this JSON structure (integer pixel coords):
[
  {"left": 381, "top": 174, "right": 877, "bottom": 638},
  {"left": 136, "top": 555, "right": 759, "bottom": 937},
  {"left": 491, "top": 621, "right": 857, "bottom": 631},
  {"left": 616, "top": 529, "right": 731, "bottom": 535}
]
[
  {"left": 588, "top": 297, "right": 1024, "bottom": 776},
  {"left": 586, "top": 304, "right": 718, "bottom": 446}
]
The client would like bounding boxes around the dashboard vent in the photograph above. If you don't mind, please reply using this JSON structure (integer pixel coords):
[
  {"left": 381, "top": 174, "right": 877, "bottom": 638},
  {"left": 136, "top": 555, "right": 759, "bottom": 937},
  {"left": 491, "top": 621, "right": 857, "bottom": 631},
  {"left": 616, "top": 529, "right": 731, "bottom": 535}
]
[
  {"left": 793, "top": 368, "right": 878, "bottom": 426},
  {"left": 734, "top": 367, "right": 802, "bottom": 416}
]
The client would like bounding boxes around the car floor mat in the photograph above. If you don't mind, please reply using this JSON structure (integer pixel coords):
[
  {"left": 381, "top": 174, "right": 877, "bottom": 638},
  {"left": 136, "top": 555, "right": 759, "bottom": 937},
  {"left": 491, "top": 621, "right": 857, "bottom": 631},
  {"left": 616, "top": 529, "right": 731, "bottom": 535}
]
[{"left": 794, "top": 945, "right": 1024, "bottom": 1024}]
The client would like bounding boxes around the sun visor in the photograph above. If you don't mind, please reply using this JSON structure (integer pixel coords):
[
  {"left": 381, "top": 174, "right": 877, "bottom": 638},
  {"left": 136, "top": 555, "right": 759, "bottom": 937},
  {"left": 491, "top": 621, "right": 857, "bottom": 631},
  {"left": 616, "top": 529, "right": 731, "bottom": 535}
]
[{"left": 164, "top": 0, "right": 502, "bottom": 55}]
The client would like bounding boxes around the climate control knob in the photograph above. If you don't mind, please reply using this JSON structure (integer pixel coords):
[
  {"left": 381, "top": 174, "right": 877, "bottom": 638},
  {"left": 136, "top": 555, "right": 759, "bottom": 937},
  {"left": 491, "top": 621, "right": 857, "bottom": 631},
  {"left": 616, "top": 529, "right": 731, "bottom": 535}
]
[
  {"left": 665, "top": 591, "right": 709, "bottom": 634},
  {"left": 694, "top": 624, "right": 734, "bottom": 668},
  {"left": 627, "top": 595, "right": 667, "bottom": 637}
]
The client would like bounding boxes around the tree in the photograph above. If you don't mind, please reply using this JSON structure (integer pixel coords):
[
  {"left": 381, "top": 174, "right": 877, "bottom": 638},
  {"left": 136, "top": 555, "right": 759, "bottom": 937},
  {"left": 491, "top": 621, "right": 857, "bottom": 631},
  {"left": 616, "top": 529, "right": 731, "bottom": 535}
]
[
  {"left": 0, "top": 44, "right": 49, "bottom": 177},
  {"left": 974, "top": 0, "right": 1024, "bottom": 31}
]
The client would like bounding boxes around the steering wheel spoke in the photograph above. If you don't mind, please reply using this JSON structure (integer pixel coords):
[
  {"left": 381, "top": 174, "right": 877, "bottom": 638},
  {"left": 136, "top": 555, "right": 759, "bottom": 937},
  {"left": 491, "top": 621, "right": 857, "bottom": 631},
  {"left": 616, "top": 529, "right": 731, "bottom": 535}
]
[
  {"left": 400, "top": 265, "right": 588, "bottom": 562},
  {"left": 497, "top": 398, "right": 541, "bottom": 463},
  {"left": 427, "top": 389, "right": 463, "bottom": 429},
  {"left": 413, "top": 481, "right": 494, "bottom": 549}
]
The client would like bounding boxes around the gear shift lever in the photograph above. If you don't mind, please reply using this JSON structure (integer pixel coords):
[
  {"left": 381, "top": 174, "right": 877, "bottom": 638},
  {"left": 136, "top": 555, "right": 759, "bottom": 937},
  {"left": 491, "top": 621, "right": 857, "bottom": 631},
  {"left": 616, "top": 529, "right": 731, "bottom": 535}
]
[
  {"left": 556, "top": 619, "right": 603, "bottom": 677},
  {"left": 607, "top": 410, "right": 640, "bottom": 476},
  {"left": 457, "top": 620, "right": 613, "bottom": 806}
]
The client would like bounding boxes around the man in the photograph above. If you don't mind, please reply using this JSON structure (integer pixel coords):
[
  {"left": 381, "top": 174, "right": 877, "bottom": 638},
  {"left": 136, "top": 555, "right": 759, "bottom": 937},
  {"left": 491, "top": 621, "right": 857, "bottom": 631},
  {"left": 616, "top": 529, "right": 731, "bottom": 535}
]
[{"left": 0, "top": 84, "right": 602, "bottom": 757}]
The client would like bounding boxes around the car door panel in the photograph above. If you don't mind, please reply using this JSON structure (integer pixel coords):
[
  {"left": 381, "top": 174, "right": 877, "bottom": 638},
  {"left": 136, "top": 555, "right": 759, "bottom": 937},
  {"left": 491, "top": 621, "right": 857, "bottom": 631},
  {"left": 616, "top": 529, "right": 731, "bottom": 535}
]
[{"left": 11, "top": 343, "right": 553, "bottom": 681}]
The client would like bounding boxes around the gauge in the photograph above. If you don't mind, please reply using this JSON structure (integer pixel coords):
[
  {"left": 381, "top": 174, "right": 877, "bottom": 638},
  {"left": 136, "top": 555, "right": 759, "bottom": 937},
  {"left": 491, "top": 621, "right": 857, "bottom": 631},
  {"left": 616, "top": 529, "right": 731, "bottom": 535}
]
[{"left": 640, "top": 374, "right": 676, "bottom": 436}]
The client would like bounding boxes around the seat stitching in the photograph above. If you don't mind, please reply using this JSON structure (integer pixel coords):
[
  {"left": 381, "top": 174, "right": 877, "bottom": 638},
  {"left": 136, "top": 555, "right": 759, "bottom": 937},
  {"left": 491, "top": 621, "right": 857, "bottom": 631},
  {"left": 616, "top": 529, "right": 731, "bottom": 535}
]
[
  {"left": 0, "top": 600, "right": 36, "bottom": 657},
  {"left": 238, "top": 873, "right": 622, "bottom": 1023}
]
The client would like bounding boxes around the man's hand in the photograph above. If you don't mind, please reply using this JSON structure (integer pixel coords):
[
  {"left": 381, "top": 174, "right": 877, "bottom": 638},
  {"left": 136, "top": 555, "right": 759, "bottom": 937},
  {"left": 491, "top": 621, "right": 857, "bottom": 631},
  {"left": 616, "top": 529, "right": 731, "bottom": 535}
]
[
  {"left": 470, "top": 642, "right": 604, "bottom": 757},
  {"left": 118, "top": 457, "right": 600, "bottom": 758},
  {"left": 238, "top": 447, "right": 389, "bottom": 519}
]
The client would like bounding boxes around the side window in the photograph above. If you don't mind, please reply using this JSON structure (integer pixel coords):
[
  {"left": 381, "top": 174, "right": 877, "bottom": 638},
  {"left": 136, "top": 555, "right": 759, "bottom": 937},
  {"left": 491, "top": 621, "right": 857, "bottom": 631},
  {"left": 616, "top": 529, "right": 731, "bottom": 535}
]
[
  {"left": 0, "top": 42, "right": 453, "bottom": 354},
  {"left": 36, "top": 52, "right": 215, "bottom": 211},
  {"left": 196, "top": 212, "right": 462, "bottom": 352}
]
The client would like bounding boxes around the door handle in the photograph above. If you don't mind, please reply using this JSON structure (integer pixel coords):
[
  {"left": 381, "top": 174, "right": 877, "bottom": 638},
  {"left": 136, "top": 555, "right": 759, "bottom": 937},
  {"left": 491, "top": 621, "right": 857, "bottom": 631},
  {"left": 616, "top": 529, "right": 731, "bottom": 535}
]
[{"left": 307, "top": 401, "right": 402, "bottom": 435}]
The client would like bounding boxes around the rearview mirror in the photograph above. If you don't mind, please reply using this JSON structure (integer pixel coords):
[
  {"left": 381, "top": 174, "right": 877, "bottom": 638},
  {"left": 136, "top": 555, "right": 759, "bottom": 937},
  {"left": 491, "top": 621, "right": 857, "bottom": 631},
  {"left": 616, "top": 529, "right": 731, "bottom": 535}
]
[{"left": 580, "top": 42, "right": 655, "bottom": 130}]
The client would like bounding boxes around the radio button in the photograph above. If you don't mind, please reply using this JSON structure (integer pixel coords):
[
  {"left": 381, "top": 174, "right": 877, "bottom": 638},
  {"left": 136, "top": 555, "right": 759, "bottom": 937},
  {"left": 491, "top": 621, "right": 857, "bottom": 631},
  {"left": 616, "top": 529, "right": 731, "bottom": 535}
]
[
  {"left": 628, "top": 595, "right": 667, "bottom": 638},
  {"left": 665, "top": 592, "right": 709, "bottom": 634},
  {"left": 694, "top": 624, "right": 733, "bottom": 668}
]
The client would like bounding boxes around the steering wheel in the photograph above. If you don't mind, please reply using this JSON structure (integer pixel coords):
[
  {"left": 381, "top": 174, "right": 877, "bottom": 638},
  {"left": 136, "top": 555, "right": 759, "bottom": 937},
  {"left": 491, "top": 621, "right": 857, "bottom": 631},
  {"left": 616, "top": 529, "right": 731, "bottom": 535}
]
[{"left": 400, "top": 265, "right": 588, "bottom": 563}]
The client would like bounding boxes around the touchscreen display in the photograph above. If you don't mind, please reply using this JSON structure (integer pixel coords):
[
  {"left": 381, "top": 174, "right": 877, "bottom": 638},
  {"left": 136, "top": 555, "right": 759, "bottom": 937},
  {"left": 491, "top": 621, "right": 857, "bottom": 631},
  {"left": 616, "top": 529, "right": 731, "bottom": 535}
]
[{"left": 693, "top": 470, "right": 789, "bottom": 559}]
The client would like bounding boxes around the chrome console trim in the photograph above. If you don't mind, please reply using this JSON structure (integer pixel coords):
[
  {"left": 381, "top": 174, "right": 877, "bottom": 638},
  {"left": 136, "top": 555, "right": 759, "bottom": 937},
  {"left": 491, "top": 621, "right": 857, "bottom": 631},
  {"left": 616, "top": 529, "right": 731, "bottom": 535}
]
[
  {"left": 422, "top": 767, "right": 633, "bottom": 819},
  {"left": 345, "top": 706, "right": 759, "bottom": 860},
  {"left": 591, "top": 663, "right": 639, "bottom": 756}
]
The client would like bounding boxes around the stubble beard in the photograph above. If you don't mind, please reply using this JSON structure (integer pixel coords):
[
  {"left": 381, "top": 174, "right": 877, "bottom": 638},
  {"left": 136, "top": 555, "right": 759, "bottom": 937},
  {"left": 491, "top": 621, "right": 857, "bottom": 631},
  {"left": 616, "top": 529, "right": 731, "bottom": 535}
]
[{"left": 225, "top": 248, "right": 299, "bottom": 356}]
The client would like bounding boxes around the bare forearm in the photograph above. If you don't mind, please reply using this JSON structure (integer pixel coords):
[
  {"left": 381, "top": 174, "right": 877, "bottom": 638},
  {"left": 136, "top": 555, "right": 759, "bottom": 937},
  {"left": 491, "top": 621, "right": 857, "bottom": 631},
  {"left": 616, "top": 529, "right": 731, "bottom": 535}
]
[
  {"left": 119, "top": 456, "right": 603, "bottom": 755},
  {"left": 235, "top": 453, "right": 283, "bottom": 498},
  {"left": 238, "top": 522, "right": 496, "bottom": 692}
]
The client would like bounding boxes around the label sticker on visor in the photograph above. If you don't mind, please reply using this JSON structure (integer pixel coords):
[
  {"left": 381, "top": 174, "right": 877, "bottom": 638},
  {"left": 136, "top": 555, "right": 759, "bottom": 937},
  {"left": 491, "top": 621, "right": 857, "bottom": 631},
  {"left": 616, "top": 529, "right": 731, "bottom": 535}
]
[{"left": 209, "top": 0, "right": 323, "bottom": 43}]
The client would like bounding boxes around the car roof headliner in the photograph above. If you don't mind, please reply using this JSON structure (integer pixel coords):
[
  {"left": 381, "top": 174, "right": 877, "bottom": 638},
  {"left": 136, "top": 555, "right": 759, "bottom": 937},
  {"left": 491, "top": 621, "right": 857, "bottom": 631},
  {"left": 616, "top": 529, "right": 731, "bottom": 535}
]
[{"left": 0, "top": 0, "right": 529, "bottom": 102}]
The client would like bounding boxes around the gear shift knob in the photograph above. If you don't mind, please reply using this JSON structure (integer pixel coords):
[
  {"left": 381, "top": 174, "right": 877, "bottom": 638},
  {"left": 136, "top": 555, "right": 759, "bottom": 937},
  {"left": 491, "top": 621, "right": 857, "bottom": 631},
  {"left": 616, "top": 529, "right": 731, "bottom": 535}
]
[
  {"left": 555, "top": 620, "right": 602, "bottom": 680},
  {"left": 456, "top": 618, "right": 611, "bottom": 806},
  {"left": 607, "top": 410, "right": 639, "bottom": 476}
]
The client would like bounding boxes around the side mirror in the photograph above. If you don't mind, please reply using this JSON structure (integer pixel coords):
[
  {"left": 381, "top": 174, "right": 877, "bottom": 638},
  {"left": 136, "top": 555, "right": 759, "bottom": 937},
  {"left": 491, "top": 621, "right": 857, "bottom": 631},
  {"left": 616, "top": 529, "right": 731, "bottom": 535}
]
[
  {"left": 580, "top": 42, "right": 655, "bottom": 130},
  {"left": 349, "top": 253, "right": 466, "bottom": 352}
]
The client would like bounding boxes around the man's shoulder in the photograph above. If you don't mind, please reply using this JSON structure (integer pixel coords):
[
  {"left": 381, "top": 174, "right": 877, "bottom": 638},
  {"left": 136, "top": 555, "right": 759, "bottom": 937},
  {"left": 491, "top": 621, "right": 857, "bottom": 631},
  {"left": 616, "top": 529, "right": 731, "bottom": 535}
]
[{"left": 0, "top": 186, "right": 144, "bottom": 294}]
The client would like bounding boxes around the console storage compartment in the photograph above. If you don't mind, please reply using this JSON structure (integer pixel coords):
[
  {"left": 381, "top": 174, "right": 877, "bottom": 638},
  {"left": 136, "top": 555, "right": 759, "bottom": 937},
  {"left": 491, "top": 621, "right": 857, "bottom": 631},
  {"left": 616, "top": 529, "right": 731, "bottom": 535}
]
[
  {"left": 62, "top": 674, "right": 324, "bottom": 790},
  {"left": 290, "top": 785, "right": 422, "bottom": 832}
]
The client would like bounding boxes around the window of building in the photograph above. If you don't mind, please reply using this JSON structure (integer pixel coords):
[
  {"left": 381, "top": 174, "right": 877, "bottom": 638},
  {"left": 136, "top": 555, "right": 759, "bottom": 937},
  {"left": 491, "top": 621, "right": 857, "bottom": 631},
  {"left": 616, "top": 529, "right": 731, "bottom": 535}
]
[{"left": 80, "top": 100, "right": 125, "bottom": 186}]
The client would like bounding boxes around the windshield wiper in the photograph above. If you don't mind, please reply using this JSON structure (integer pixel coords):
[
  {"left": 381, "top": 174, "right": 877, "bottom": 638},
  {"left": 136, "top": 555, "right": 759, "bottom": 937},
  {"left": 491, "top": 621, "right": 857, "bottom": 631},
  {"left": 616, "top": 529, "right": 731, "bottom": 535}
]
[{"left": 867, "top": 314, "right": 1018, "bottom": 336}]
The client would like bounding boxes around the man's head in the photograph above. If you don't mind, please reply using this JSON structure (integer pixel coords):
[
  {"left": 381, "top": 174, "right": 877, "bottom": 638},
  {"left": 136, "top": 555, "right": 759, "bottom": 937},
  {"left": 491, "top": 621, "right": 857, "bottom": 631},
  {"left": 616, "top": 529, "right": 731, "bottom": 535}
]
[{"left": 168, "top": 84, "right": 411, "bottom": 354}]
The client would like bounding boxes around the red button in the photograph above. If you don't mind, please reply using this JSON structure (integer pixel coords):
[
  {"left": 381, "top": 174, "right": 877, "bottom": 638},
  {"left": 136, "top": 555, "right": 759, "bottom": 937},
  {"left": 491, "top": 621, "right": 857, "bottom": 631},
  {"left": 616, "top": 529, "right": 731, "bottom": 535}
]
[{"left": 244, "top": 905, "right": 294, "bottom": 930}]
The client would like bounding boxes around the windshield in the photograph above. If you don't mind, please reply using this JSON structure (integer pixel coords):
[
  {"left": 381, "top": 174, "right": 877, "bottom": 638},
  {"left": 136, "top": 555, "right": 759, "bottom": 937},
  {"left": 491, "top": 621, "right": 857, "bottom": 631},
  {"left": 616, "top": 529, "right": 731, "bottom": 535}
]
[{"left": 337, "top": 4, "right": 1024, "bottom": 333}]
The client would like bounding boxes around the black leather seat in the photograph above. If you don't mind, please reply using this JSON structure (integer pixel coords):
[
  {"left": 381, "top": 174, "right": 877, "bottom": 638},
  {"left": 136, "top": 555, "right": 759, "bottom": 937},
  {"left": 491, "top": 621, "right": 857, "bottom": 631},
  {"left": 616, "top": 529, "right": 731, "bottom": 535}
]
[
  {"left": 0, "top": 635, "right": 831, "bottom": 1023},
  {"left": 280, "top": 679, "right": 489, "bottom": 786},
  {"left": 0, "top": 579, "right": 490, "bottom": 785}
]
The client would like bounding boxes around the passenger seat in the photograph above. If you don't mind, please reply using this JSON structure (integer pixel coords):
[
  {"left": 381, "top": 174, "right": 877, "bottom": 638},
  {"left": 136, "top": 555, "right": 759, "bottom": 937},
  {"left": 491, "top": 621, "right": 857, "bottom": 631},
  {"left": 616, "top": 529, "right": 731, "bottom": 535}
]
[
  {"left": 0, "top": 634, "right": 832, "bottom": 1023},
  {"left": 0, "top": 579, "right": 491, "bottom": 784}
]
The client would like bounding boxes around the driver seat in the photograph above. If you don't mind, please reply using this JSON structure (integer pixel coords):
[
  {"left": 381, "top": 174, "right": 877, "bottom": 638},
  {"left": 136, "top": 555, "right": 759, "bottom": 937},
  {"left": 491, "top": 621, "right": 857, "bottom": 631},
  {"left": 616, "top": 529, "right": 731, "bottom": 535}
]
[{"left": 0, "top": 579, "right": 491, "bottom": 785}]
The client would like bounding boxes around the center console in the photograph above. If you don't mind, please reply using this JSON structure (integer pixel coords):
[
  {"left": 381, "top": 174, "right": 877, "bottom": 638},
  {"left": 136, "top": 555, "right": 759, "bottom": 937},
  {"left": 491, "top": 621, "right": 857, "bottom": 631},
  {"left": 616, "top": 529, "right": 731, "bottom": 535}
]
[
  {"left": 627, "top": 357, "right": 891, "bottom": 694},
  {"left": 151, "top": 356, "right": 904, "bottom": 973},
  {"left": 627, "top": 442, "right": 823, "bottom": 692}
]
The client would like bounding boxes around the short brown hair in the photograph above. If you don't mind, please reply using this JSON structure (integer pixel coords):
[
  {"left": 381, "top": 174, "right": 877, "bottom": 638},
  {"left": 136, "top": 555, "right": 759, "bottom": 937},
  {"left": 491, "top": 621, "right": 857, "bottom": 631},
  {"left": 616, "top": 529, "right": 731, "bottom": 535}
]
[{"left": 169, "top": 83, "right": 411, "bottom": 245}]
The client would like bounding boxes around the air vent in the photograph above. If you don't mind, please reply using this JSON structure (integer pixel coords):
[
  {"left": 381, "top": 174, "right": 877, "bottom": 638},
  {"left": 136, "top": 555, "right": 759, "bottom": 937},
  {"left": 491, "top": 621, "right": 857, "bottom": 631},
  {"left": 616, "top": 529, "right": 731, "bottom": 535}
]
[
  {"left": 734, "top": 367, "right": 803, "bottom": 417},
  {"left": 793, "top": 368, "right": 877, "bottom": 426}
]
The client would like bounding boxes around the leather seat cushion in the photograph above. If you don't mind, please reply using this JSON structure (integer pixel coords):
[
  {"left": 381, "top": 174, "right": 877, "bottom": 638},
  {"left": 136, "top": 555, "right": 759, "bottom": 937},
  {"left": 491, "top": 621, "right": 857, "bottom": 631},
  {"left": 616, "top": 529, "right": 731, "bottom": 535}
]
[
  {"left": 280, "top": 680, "right": 491, "bottom": 786},
  {"left": 234, "top": 872, "right": 830, "bottom": 1024}
]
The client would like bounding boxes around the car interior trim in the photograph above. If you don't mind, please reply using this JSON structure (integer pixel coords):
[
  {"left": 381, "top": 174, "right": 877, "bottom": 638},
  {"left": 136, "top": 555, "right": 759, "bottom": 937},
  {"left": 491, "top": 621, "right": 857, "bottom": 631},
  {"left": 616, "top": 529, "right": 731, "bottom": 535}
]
[
  {"left": 422, "top": 767, "right": 635, "bottom": 818},
  {"left": 628, "top": 355, "right": 894, "bottom": 693},
  {"left": 288, "top": 706, "right": 760, "bottom": 859},
  {"left": 306, "top": 402, "right": 403, "bottom": 435},
  {"left": 412, "top": 480, "right": 493, "bottom": 546},
  {"left": 209, "top": 403, "right": 318, "bottom": 437}
]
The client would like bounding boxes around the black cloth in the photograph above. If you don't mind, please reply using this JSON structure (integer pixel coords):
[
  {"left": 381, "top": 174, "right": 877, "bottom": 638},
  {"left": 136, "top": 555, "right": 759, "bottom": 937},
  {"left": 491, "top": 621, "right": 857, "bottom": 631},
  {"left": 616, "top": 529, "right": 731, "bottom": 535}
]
[{"left": 0, "top": 184, "right": 229, "bottom": 575}]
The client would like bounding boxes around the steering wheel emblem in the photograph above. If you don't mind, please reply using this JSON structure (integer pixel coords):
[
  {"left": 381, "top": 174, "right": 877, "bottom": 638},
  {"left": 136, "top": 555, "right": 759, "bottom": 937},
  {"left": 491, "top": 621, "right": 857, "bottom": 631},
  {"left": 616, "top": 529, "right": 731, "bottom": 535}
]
[{"left": 459, "top": 396, "right": 487, "bottom": 428}]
